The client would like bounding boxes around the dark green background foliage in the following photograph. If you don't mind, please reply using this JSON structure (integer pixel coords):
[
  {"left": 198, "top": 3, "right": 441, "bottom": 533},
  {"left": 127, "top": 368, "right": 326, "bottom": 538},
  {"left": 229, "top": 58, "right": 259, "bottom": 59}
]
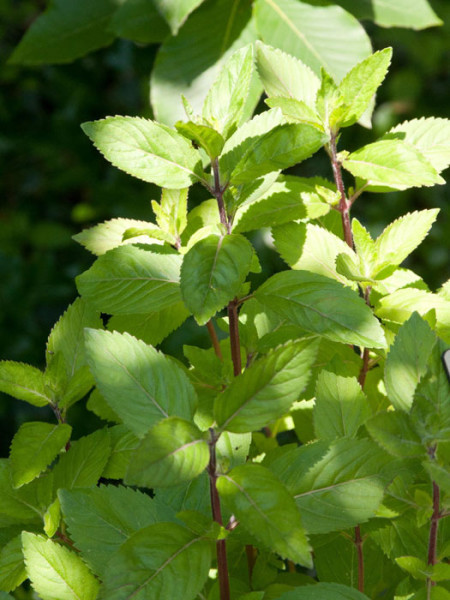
[{"left": 1, "top": 0, "right": 449, "bottom": 455}]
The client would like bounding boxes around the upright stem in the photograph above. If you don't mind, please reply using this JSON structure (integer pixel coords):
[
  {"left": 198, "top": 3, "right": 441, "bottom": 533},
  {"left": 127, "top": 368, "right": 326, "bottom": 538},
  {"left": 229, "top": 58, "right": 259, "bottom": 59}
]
[
  {"left": 51, "top": 403, "right": 71, "bottom": 451},
  {"left": 227, "top": 299, "right": 242, "bottom": 376},
  {"left": 358, "top": 287, "right": 372, "bottom": 389},
  {"left": 213, "top": 159, "right": 231, "bottom": 234},
  {"left": 208, "top": 430, "right": 230, "bottom": 600},
  {"left": 329, "top": 133, "right": 353, "bottom": 249},
  {"left": 207, "top": 320, "right": 223, "bottom": 360},
  {"left": 354, "top": 526, "right": 364, "bottom": 593},
  {"left": 426, "top": 479, "right": 441, "bottom": 598}
]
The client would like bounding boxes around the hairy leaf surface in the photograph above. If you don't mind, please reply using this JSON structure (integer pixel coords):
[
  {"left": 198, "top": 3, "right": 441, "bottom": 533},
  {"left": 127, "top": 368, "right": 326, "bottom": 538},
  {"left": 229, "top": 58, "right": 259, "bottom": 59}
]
[
  {"left": 215, "top": 339, "right": 318, "bottom": 433},
  {"left": 59, "top": 485, "right": 169, "bottom": 577},
  {"left": 82, "top": 117, "right": 205, "bottom": 188},
  {"left": 343, "top": 140, "right": 444, "bottom": 190},
  {"left": 180, "top": 234, "right": 254, "bottom": 325},
  {"left": 254, "top": 0, "right": 371, "bottom": 82},
  {"left": 100, "top": 523, "right": 211, "bottom": 600},
  {"left": 76, "top": 245, "right": 182, "bottom": 315},
  {"left": 22, "top": 532, "right": 99, "bottom": 600},
  {"left": 125, "top": 418, "right": 209, "bottom": 488},
  {"left": 217, "top": 464, "right": 312, "bottom": 567},
  {"left": 255, "top": 271, "right": 386, "bottom": 348},
  {"left": 10, "top": 422, "right": 71, "bottom": 488},
  {"left": 85, "top": 329, "right": 197, "bottom": 436}
]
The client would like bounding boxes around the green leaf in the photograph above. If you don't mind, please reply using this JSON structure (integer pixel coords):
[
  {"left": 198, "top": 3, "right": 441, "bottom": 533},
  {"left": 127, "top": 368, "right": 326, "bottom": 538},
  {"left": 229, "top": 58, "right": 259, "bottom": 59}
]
[
  {"left": 153, "top": 0, "right": 205, "bottom": 34},
  {"left": 373, "top": 209, "right": 439, "bottom": 278},
  {"left": 152, "top": 187, "right": 189, "bottom": 240},
  {"left": 76, "top": 245, "right": 183, "bottom": 315},
  {"left": 0, "top": 460, "right": 43, "bottom": 527},
  {"left": 255, "top": 271, "right": 386, "bottom": 348},
  {"left": 396, "top": 556, "right": 430, "bottom": 581},
  {"left": 314, "top": 371, "right": 370, "bottom": 440},
  {"left": 411, "top": 343, "right": 450, "bottom": 445},
  {"left": 8, "top": 0, "right": 118, "bottom": 65},
  {"left": 352, "top": 218, "right": 376, "bottom": 274},
  {"left": 73, "top": 218, "right": 164, "bottom": 256},
  {"left": 0, "top": 535, "right": 26, "bottom": 592},
  {"left": 268, "top": 439, "right": 393, "bottom": 534},
  {"left": 376, "top": 289, "right": 450, "bottom": 342},
  {"left": 273, "top": 222, "right": 356, "bottom": 285},
  {"left": 84, "top": 329, "right": 197, "bottom": 436},
  {"left": 344, "top": 0, "right": 443, "bottom": 30},
  {"left": 232, "top": 180, "right": 310, "bottom": 233},
  {"left": 86, "top": 388, "right": 121, "bottom": 424},
  {"left": 180, "top": 234, "right": 254, "bottom": 325},
  {"left": 255, "top": 41, "right": 320, "bottom": 107},
  {"left": 366, "top": 411, "right": 426, "bottom": 458},
  {"left": 215, "top": 339, "right": 319, "bottom": 433},
  {"left": 225, "top": 123, "right": 328, "bottom": 185},
  {"left": 343, "top": 140, "right": 444, "bottom": 190},
  {"left": 265, "top": 96, "right": 324, "bottom": 129},
  {"left": 81, "top": 117, "right": 205, "bottom": 189},
  {"left": 0, "top": 361, "right": 51, "bottom": 407},
  {"left": 45, "top": 298, "right": 101, "bottom": 408},
  {"left": 275, "top": 582, "right": 371, "bottom": 599},
  {"left": 108, "top": 302, "right": 190, "bottom": 347},
  {"left": 175, "top": 122, "right": 225, "bottom": 160},
  {"left": 44, "top": 498, "right": 61, "bottom": 538},
  {"left": 108, "top": 0, "right": 170, "bottom": 44},
  {"left": 100, "top": 522, "right": 212, "bottom": 600},
  {"left": 384, "top": 312, "right": 437, "bottom": 412},
  {"left": 386, "top": 118, "right": 450, "bottom": 173},
  {"left": 254, "top": 0, "right": 372, "bottom": 83},
  {"left": 218, "top": 108, "right": 284, "bottom": 180},
  {"left": 336, "top": 48, "right": 392, "bottom": 128},
  {"left": 313, "top": 533, "right": 402, "bottom": 599},
  {"left": 217, "top": 463, "right": 312, "bottom": 567},
  {"left": 59, "top": 485, "right": 167, "bottom": 577},
  {"left": 125, "top": 418, "right": 209, "bottom": 488},
  {"left": 46, "top": 298, "right": 102, "bottom": 376},
  {"left": 22, "top": 532, "right": 99, "bottom": 600},
  {"left": 52, "top": 429, "right": 111, "bottom": 490},
  {"left": 203, "top": 44, "right": 260, "bottom": 139},
  {"left": 102, "top": 425, "right": 140, "bottom": 479},
  {"left": 151, "top": 0, "right": 258, "bottom": 126},
  {"left": 10, "top": 422, "right": 71, "bottom": 488}
]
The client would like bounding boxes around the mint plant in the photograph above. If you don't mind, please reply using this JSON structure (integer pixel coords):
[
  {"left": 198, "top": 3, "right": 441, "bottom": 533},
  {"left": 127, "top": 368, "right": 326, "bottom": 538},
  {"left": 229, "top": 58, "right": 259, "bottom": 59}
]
[{"left": 1, "top": 41, "right": 450, "bottom": 600}]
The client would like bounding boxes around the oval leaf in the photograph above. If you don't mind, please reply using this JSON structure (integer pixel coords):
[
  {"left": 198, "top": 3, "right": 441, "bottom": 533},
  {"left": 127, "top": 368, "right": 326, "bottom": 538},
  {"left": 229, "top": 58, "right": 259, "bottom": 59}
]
[
  {"left": 343, "top": 139, "right": 444, "bottom": 190},
  {"left": 22, "top": 532, "right": 99, "bottom": 600},
  {"left": 255, "top": 270, "right": 386, "bottom": 348},
  {"left": 125, "top": 417, "right": 209, "bottom": 488},
  {"left": 10, "top": 422, "right": 71, "bottom": 488},
  {"left": 215, "top": 339, "right": 319, "bottom": 433},
  {"left": 217, "top": 463, "right": 312, "bottom": 567},
  {"left": 180, "top": 234, "right": 254, "bottom": 325},
  {"left": 76, "top": 245, "right": 183, "bottom": 315},
  {"left": 254, "top": 0, "right": 372, "bottom": 82},
  {"left": 84, "top": 329, "right": 197, "bottom": 436},
  {"left": 100, "top": 523, "right": 211, "bottom": 600},
  {"left": 81, "top": 116, "right": 205, "bottom": 189}
]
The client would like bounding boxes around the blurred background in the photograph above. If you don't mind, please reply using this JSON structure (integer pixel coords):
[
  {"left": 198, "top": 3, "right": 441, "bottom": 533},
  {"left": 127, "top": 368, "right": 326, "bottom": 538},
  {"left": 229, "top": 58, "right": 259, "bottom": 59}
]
[{"left": 1, "top": 0, "right": 449, "bottom": 454}]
